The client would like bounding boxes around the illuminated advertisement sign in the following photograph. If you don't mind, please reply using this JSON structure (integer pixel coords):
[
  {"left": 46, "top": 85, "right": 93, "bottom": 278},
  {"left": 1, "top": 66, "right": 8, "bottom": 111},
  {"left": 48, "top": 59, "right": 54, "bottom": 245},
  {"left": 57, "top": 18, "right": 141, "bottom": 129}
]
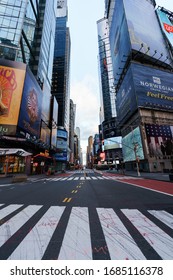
[
  {"left": 123, "top": 0, "right": 171, "bottom": 65},
  {"left": 57, "top": 129, "right": 67, "bottom": 139},
  {"left": 156, "top": 8, "right": 173, "bottom": 48},
  {"left": 109, "top": 0, "right": 131, "bottom": 83},
  {"left": 57, "top": 138, "right": 67, "bottom": 149},
  {"left": 116, "top": 62, "right": 173, "bottom": 124},
  {"left": 0, "top": 59, "right": 26, "bottom": 135},
  {"left": 51, "top": 97, "right": 58, "bottom": 148},
  {"left": 110, "top": 0, "right": 172, "bottom": 82},
  {"left": 122, "top": 127, "right": 144, "bottom": 162},
  {"left": 54, "top": 150, "right": 67, "bottom": 161},
  {"left": 116, "top": 66, "right": 137, "bottom": 124},
  {"left": 41, "top": 83, "right": 51, "bottom": 124},
  {"left": 104, "top": 136, "right": 122, "bottom": 151},
  {"left": 145, "top": 124, "right": 173, "bottom": 157},
  {"left": 132, "top": 63, "right": 173, "bottom": 110},
  {"left": 40, "top": 121, "right": 50, "bottom": 146},
  {"left": 18, "top": 67, "right": 43, "bottom": 138}
]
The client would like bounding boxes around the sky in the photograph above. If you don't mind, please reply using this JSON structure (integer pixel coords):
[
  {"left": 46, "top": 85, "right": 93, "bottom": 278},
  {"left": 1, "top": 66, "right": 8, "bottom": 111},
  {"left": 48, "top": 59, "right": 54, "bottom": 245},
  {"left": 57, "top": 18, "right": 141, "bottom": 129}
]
[{"left": 67, "top": 0, "right": 173, "bottom": 158}]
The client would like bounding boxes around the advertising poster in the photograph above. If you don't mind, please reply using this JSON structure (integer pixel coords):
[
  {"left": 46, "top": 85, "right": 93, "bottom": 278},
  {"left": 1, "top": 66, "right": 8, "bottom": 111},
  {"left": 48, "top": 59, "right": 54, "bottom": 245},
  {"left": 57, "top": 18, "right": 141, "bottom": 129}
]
[
  {"left": 156, "top": 8, "right": 173, "bottom": 49},
  {"left": 145, "top": 124, "right": 173, "bottom": 157},
  {"left": 18, "top": 67, "right": 43, "bottom": 138},
  {"left": 122, "top": 127, "right": 144, "bottom": 162},
  {"left": 104, "top": 136, "right": 122, "bottom": 151},
  {"left": 132, "top": 63, "right": 173, "bottom": 111},
  {"left": 51, "top": 97, "right": 58, "bottom": 148},
  {"left": 116, "top": 66, "right": 137, "bottom": 124},
  {"left": 40, "top": 122, "right": 50, "bottom": 146},
  {"left": 123, "top": 0, "right": 171, "bottom": 66},
  {"left": 0, "top": 60, "right": 26, "bottom": 135},
  {"left": 109, "top": 0, "right": 131, "bottom": 82},
  {"left": 57, "top": 129, "right": 67, "bottom": 139},
  {"left": 57, "top": 138, "right": 67, "bottom": 150},
  {"left": 41, "top": 83, "right": 51, "bottom": 123},
  {"left": 54, "top": 150, "right": 67, "bottom": 161}
]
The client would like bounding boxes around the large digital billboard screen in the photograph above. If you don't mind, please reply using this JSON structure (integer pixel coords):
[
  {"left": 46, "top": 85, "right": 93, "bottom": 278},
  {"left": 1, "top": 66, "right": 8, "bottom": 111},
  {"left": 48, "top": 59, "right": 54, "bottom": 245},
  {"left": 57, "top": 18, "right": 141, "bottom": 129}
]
[
  {"left": 0, "top": 59, "right": 26, "bottom": 135},
  {"left": 51, "top": 97, "right": 58, "bottom": 148},
  {"left": 122, "top": 126, "right": 144, "bottom": 162},
  {"left": 109, "top": 0, "right": 131, "bottom": 83},
  {"left": 145, "top": 124, "right": 173, "bottom": 157},
  {"left": 18, "top": 67, "right": 43, "bottom": 138},
  {"left": 116, "top": 66, "right": 137, "bottom": 124},
  {"left": 103, "top": 136, "right": 122, "bottom": 151},
  {"left": 132, "top": 63, "right": 173, "bottom": 111},
  {"left": 124, "top": 0, "right": 172, "bottom": 67},
  {"left": 156, "top": 8, "right": 173, "bottom": 49}
]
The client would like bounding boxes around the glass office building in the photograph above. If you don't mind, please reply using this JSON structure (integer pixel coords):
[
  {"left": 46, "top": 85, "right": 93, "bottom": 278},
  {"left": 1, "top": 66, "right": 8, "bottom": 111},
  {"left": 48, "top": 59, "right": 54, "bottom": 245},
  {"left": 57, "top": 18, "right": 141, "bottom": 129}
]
[
  {"left": 97, "top": 17, "right": 116, "bottom": 122},
  {"left": 52, "top": 0, "right": 71, "bottom": 132},
  {"left": 0, "top": 0, "right": 56, "bottom": 90}
]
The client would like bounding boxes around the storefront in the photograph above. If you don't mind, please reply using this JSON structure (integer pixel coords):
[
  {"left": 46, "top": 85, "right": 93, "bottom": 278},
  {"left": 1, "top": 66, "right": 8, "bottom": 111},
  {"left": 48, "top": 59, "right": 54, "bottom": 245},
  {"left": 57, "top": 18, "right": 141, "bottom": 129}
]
[{"left": 0, "top": 149, "right": 32, "bottom": 175}]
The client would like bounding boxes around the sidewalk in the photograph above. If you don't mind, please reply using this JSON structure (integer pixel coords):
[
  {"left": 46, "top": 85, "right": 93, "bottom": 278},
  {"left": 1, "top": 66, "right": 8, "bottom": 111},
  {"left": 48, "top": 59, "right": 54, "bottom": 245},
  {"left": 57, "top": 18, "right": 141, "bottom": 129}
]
[
  {"left": 0, "top": 174, "right": 47, "bottom": 185},
  {"left": 106, "top": 169, "right": 171, "bottom": 182}
]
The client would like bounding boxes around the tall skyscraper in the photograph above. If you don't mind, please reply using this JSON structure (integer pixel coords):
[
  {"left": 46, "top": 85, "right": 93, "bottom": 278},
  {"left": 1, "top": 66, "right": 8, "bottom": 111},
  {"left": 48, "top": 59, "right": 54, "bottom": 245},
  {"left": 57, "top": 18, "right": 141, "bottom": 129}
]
[
  {"left": 52, "top": 0, "right": 71, "bottom": 133},
  {"left": 0, "top": 0, "right": 56, "bottom": 91},
  {"left": 0, "top": 0, "right": 57, "bottom": 175},
  {"left": 106, "top": 0, "right": 173, "bottom": 172}
]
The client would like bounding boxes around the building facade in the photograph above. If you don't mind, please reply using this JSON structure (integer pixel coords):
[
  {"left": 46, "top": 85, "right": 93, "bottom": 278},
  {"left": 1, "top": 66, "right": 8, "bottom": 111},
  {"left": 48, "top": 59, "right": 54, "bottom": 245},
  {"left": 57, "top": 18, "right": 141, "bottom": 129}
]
[
  {"left": 106, "top": 0, "right": 173, "bottom": 172},
  {"left": 51, "top": 0, "right": 70, "bottom": 134},
  {"left": 0, "top": 0, "right": 57, "bottom": 175}
]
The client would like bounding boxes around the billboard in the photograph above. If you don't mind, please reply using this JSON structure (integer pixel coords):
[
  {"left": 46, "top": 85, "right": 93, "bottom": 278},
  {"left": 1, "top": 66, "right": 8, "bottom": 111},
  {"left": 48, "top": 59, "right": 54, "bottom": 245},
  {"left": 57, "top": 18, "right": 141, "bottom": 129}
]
[
  {"left": 156, "top": 8, "right": 173, "bottom": 49},
  {"left": 0, "top": 60, "right": 26, "bottom": 135},
  {"left": 41, "top": 83, "right": 51, "bottom": 124},
  {"left": 116, "top": 62, "right": 173, "bottom": 125},
  {"left": 51, "top": 97, "right": 58, "bottom": 148},
  {"left": 57, "top": 129, "right": 67, "bottom": 139},
  {"left": 54, "top": 150, "right": 67, "bottom": 161},
  {"left": 17, "top": 67, "right": 43, "bottom": 138},
  {"left": 145, "top": 124, "right": 173, "bottom": 157},
  {"left": 116, "top": 66, "right": 137, "bottom": 124},
  {"left": 132, "top": 63, "right": 173, "bottom": 111},
  {"left": 40, "top": 121, "right": 50, "bottom": 146},
  {"left": 103, "top": 136, "right": 122, "bottom": 151},
  {"left": 122, "top": 126, "right": 144, "bottom": 162},
  {"left": 123, "top": 0, "right": 172, "bottom": 66},
  {"left": 109, "top": 0, "right": 131, "bottom": 83}
]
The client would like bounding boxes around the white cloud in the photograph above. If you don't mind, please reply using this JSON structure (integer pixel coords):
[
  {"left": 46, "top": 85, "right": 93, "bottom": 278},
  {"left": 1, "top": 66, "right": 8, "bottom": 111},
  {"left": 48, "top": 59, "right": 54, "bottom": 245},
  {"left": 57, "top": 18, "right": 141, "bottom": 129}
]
[{"left": 70, "top": 74, "right": 100, "bottom": 153}]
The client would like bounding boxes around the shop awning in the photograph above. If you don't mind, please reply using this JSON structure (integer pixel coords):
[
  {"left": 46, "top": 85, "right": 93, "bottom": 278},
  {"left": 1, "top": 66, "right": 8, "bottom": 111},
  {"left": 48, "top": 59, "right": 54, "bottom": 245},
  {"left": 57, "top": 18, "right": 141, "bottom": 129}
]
[{"left": 0, "top": 148, "right": 32, "bottom": 156}]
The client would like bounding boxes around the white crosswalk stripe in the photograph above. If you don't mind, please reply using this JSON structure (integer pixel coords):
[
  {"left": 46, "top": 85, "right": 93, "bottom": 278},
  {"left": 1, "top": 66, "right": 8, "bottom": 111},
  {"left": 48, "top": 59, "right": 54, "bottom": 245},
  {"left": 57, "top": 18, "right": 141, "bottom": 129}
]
[
  {"left": 0, "top": 205, "right": 42, "bottom": 247},
  {"left": 148, "top": 210, "right": 173, "bottom": 230},
  {"left": 0, "top": 204, "right": 173, "bottom": 260},
  {"left": 8, "top": 206, "right": 65, "bottom": 260},
  {"left": 29, "top": 175, "right": 118, "bottom": 182},
  {"left": 97, "top": 208, "right": 146, "bottom": 260},
  {"left": 58, "top": 207, "right": 92, "bottom": 260},
  {"left": 122, "top": 209, "right": 173, "bottom": 259}
]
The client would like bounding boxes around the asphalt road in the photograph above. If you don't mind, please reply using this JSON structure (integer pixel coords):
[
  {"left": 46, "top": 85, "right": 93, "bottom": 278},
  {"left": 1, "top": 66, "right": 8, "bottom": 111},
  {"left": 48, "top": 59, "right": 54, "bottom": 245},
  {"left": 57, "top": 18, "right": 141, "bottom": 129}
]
[{"left": 0, "top": 170, "right": 173, "bottom": 260}]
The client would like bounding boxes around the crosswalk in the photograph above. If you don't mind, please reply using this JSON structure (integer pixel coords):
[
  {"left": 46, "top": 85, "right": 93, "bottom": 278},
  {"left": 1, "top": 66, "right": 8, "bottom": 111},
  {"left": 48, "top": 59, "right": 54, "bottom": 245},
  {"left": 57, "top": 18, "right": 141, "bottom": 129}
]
[
  {"left": 31, "top": 175, "right": 141, "bottom": 183},
  {"left": 0, "top": 203, "right": 173, "bottom": 260}
]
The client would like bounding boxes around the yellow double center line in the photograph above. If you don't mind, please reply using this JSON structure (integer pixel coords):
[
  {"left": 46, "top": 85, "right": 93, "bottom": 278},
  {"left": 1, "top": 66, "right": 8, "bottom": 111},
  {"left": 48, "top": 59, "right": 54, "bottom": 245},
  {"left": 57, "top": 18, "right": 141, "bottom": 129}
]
[{"left": 63, "top": 197, "right": 72, "bottom": 203}]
